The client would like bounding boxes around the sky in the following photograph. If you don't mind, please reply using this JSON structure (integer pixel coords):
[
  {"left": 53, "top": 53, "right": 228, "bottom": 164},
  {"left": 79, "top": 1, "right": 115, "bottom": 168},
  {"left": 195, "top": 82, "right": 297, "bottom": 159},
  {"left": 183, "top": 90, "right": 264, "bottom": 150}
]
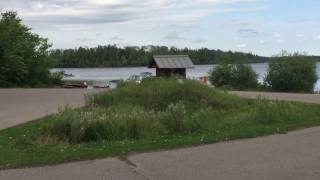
[{"left": 1, "top": 0, "right": 320, "bottom": 56}]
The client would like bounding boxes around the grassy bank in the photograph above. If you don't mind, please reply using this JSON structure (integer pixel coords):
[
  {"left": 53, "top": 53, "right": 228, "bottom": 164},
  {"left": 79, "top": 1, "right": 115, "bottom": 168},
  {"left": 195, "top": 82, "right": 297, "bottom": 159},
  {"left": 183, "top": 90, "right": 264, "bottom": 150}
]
[{"left": 1, "top": 78, "right": 320, "bottom": 169}]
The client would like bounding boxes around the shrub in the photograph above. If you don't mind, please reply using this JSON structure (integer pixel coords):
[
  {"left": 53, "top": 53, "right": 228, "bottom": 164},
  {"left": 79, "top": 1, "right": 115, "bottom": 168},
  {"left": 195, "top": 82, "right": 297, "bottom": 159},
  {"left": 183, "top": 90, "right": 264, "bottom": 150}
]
[
  {"left": 209, "top": 64, "right": 258, "bottom": 90},
  {"left": 231, "top": 64, "right": 259, "bottom": 90},
  {"left": 265, "top": 52, "right": 318, "bottom": 93},
  {"left": 209, "top": 64, "right": 233, "bottom": 88},
  {"left": 50, "top": 71, "right": 64, "bottom": 85},
  {"left": 161, "top": 102, "right": 187, "bottom": 133}
]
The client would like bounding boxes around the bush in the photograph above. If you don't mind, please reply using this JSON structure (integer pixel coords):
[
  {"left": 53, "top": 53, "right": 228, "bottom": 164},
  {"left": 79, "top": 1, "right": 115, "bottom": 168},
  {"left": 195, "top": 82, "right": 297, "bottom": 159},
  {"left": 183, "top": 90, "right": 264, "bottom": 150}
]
[
  {"left": 50, "top": 71, "right": 64, "bottom": 85},
  {"left": 161, "top": 102, "right": 187, "bottom": 133},
  {"left": 209, "top": 64, "right": 233, "bottom": 88},
  {"left": 265, "top": 52, "right": 318, "bottom": 93},
  {"left": 209, "top": 64, "right": 258, "bottom": 90}
]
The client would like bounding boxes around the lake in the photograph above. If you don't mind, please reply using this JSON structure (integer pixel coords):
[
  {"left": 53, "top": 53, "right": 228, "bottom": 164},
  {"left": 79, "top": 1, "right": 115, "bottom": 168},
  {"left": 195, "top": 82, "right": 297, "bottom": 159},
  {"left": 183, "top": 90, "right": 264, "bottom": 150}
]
[{"left": 52, "top": 63, "right": 320, "bottom": 91}]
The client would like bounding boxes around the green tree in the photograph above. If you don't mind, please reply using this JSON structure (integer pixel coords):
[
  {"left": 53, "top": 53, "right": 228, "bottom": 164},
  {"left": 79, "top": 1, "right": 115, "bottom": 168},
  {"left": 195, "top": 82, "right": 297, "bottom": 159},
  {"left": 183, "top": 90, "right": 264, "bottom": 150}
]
[
  {"left": 209, "top": 64, "right": 258, "bottom": 90},
  {"left": 209, "top": 64, "right": 233, "bottom": 88},
  {"left": 231, "top": 64, "right": 258, "bottom": 90},
  {"left": 0, "top": 11, "right": 52, "bottom": 87},
  {"left": 265, "top": 51, "right": 318, "bottom": 93}
]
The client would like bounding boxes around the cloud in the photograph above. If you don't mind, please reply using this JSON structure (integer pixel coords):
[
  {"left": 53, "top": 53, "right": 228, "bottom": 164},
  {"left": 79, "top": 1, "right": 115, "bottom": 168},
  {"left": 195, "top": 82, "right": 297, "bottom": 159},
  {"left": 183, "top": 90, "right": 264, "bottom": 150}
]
[
  {"left": 26, "top": 12, "right": 140, "bottom": 24},
  {"left": 238, "top": 28, "right": 259, "bottom": 34},
  {"left": 95, "top": 32, "right": 103, "bottom": 36},
  {"left": 77, "top": 37, "right": 94, "bottom": 42},
  {"left": 272, "top": 32, "right": 281, "bottom": 38},
  {"left": 233, "top": 37, "right": 240, "bottom": 41},
  {"left": 190, "top": 39, "right": 206, "bottom": 43},
  {"left": 163, "top": 32, "right": 206, "bottom": 43},
  {"left": 2, "top": 0, "right": 263, "bottom": 26},
  {"left": 237, "top": 28, "right": 264, "bottom": 37},
  {"left": 110, "top": 36, "right": 123, "bottom": 41},
  {"left": 169, "top": 24, "right": 194, "bottom": 29},
  {"left": 237, "top": 43, "right": 247, "bottom": 48},
  {"left": 164, "top": 31, "right": 187, "bottom": 41},
  {"left": 259, "top": 40, "right": 266, "bottom": 44},
  {"left": 224, "top": 18, "right": 257, "bottom": 27},
  {"left": 1, "top": 0, "right": 267, "bottom": 51},
  {"left": 316, "top": 34, "right": 320, "bottom": 40},
  {"left": 277, "top": 39, "right": 284, "bottom": 43},
  {"left": 296, "top": 34, "right": 304, "bottom": 38}
]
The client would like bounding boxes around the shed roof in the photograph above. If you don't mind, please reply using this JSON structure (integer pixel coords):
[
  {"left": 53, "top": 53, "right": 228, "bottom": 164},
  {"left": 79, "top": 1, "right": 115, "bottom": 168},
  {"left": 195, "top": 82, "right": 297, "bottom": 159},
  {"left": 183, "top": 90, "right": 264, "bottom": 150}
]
[{"left": 150, "top": 55, "right": 195, "bottom": 69}]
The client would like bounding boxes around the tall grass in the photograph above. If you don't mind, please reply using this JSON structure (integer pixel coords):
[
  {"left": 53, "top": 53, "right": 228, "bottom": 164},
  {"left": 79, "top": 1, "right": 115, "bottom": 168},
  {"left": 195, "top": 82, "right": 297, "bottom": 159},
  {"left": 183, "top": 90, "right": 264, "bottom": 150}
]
[
  {"left": 90, "top": 78, "right": 245, "bottom": 110},
  {"left": 40, "top": 78, "right": 320, "bottom": 144}
]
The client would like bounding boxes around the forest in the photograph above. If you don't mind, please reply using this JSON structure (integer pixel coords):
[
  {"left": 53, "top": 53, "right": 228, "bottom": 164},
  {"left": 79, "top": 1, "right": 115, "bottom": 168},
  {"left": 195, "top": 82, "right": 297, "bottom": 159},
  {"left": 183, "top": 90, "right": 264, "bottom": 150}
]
[{"left": 50, "top": 45, "right": 269, "bottom": 68}]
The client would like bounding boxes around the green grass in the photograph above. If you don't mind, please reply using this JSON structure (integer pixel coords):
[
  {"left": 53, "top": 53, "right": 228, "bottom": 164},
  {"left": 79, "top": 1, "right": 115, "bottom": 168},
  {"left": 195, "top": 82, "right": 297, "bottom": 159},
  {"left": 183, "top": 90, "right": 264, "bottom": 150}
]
[{"left": 1, "top": 78, "right": 320, "bottom": 169}]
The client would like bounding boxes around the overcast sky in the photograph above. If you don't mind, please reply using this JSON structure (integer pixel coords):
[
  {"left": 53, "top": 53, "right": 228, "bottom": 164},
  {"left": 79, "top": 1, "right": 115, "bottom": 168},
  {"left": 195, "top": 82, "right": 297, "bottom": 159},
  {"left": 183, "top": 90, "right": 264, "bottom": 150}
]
[{"left": 2, "top": 0, "right": 320, "bottom": 56}]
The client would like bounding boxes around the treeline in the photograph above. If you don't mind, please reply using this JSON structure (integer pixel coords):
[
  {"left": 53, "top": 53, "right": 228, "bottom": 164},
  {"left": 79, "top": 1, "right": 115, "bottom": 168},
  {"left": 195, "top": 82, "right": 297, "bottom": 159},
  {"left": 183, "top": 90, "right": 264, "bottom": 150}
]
[{"left": 50, "top": 45, "right": 269, "bottom": 68}]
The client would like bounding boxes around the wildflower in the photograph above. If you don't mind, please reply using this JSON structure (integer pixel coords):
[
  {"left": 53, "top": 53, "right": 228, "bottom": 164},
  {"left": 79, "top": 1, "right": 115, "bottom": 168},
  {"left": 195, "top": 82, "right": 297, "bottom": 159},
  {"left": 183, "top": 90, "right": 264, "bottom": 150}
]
[{"left": 200, "top": 136, "right": 205, "bottom": 142}]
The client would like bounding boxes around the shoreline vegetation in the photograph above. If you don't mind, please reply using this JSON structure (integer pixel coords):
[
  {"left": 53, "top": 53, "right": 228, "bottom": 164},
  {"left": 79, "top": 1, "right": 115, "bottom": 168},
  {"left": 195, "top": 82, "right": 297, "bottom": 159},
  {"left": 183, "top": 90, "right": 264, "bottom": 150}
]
[
  {"left": 50, "top": 45, "right": 320, "bottom": 68},
  {"left": 50, "top": 45, "right": 269, "bottom": 68},
  {"left": 209, "top": 52, "right": 318, "bottom": 93},
  {"left": 1, "top": 78, "right": 320, "bottom": 169}
]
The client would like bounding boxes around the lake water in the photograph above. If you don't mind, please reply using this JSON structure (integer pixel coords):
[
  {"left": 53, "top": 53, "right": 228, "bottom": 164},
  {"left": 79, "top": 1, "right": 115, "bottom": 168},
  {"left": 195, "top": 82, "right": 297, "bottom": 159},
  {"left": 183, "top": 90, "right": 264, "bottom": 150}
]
[{"left": 52, "top": 63, "right": 320, "bottom": 91}]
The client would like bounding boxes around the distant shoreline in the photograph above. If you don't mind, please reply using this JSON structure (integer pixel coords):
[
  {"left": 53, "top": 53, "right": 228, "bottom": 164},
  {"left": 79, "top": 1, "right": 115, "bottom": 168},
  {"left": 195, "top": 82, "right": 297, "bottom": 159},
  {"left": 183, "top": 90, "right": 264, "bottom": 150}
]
[{"left": 51, "top": 62, "right": 269, "bottom": 69}]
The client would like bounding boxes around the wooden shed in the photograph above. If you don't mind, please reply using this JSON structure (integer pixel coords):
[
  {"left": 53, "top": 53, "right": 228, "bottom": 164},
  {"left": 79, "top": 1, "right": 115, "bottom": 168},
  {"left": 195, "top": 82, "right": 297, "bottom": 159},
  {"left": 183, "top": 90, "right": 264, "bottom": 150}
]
[{"left": 148, "top": 55, "right": 195, "bottom": 78}]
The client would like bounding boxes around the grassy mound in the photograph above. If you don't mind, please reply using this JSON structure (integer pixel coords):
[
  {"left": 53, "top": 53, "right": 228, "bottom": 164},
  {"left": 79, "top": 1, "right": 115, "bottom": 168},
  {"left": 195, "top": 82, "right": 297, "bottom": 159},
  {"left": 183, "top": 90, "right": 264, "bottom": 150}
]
[
  {"left": 41, "top": 79, "right": 247, "bottom": 143},
  {"left": 40, "top": 78, "right": 320, "bottom": 144},
  {"left": 1, "top": 78, "right": 320, "bottom": 169},
  {"left": 91, "top": 78, "right": 243, "bottom": 110}
]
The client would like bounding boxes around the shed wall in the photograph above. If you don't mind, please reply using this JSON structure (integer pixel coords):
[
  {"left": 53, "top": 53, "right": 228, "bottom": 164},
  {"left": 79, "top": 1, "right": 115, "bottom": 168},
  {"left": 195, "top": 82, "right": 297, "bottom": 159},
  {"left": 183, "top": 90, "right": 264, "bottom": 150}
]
[{"left": 156, "top": 68, "right": 186, "bottom": 78}]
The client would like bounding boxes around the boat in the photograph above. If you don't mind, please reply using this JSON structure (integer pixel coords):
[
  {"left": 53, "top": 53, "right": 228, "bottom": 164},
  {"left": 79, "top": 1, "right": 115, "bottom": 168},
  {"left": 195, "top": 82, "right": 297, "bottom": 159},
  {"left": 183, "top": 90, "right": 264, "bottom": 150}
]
[
  {"left": 61, "top": 84, "right": 88, "bottom": 89},
  {"left": 63, "top": 73, "right": 74, "bottom": 77}
]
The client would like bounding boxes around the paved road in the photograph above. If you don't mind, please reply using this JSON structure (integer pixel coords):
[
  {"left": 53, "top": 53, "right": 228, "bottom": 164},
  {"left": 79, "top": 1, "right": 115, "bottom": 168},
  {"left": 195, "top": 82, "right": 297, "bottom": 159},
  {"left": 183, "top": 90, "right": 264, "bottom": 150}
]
[
  {"left": 1, "top": 127, "right": 320, "bottom": 180},
  {"left": 230, "top": 91, "right": 320, "bottom": 104},
  {"left": 129, "top": 127, "right": 320, "bottom": 180},
  {"left": 0, "top": 158, "right": 144, "bottom": 180},
  {"left": 0, "top": 89, "right": 105, "bottom": 130}
]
